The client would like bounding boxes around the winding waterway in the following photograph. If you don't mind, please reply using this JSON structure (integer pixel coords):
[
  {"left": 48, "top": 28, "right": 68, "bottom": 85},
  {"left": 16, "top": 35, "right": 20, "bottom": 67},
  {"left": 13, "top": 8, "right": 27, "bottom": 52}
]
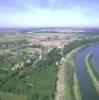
[{"left": 74, "top": 44, "right": 99, "bottom": 100}]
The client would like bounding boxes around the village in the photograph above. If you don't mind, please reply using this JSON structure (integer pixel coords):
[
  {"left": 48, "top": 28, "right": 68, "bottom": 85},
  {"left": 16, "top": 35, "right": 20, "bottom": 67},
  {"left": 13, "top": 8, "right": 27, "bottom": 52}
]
[
  {"left": 29, "top": 34, "right": 83, "bottom": 48},
  {"left": 10, "top": 33, "right": 85, "bottom": 71}
]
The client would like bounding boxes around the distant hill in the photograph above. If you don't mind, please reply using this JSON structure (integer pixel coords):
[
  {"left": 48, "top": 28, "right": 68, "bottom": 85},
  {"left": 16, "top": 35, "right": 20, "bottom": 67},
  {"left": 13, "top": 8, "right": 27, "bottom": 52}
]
[{"left": 0, "top": 27, "right": 99, "bottom": 34}]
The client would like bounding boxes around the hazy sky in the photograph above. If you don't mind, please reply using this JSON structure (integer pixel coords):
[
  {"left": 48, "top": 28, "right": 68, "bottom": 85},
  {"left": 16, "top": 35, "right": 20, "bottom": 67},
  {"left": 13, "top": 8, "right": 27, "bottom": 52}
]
[{"left": 0, "top": 0, "right": 99, "bottom": 27}]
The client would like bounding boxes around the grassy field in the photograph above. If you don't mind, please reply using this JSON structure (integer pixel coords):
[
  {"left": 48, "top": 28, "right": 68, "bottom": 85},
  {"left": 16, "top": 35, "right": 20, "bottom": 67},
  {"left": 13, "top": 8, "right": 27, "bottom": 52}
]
[
  {"left": 0, "top": 34, "right": 34, "bottom": 41},
  {"left": 0, "top": 91, "right": 26, "bottom": 100},
  {"left": 85, "top": 53, "right": 99, "bottom": 94}
]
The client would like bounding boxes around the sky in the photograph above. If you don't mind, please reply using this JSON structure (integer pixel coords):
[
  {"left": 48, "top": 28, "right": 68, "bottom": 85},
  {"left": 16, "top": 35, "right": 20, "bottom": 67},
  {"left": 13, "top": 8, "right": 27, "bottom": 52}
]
[{"left": 0, "top": 0, "right": 99, "bottom": 27}]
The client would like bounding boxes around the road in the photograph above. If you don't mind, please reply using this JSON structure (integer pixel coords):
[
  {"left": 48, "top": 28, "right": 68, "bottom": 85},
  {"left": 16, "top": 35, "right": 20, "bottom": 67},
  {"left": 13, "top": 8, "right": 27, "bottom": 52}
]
[{"left": 55, "top": 58, "right": 65, "bottom": 100}]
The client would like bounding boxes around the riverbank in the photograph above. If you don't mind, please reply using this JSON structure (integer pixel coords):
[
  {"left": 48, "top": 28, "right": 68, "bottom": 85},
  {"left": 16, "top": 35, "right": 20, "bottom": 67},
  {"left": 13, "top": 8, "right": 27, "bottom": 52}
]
[
  {"left": 55, "top": 40, "right": 99, "bottom": 100},
  {"left": 64, "top": 46, "right": 85, "bottom": 100},
  {"left": 85, "top": 53, "right": 99, "bottom": 94},
  {"left": 63, "top": 43, "right": 98, "bottom": 100},
  {"left": 60, "top": 44, "right": 93, "bottom": 100}
]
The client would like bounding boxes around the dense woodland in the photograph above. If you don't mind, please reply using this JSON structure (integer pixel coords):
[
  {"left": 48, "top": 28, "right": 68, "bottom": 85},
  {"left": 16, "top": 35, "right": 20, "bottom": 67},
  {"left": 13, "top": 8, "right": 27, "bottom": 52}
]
[{"left": 0, "top": 46, "right": 61, "bottom": 100}]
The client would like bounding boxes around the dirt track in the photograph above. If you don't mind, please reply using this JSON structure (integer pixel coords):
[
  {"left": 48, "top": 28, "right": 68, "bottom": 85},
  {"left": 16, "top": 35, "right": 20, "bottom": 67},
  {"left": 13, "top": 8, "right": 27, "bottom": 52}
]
[{"left": 55, "top": 59, "right": 65, "bottom": 100}]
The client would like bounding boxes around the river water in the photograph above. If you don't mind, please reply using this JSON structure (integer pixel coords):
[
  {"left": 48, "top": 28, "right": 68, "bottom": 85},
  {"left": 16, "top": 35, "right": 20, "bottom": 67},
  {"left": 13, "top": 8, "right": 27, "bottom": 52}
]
[{"left": 74, "top": 44, "right": 99, "bottom": 100}]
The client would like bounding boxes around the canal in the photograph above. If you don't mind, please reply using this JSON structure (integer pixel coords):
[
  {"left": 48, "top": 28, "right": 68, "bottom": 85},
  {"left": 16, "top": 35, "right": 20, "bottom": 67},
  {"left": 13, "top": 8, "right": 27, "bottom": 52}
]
[{"left": 74, "top": 44, "right": 99, "bottom": 100}]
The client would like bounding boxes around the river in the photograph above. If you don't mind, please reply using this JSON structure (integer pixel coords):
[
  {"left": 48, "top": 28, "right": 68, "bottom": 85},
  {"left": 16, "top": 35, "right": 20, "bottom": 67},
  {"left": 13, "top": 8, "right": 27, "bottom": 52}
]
[{"left": 74, "top": 44, "right": 99, "bottom": 100}]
